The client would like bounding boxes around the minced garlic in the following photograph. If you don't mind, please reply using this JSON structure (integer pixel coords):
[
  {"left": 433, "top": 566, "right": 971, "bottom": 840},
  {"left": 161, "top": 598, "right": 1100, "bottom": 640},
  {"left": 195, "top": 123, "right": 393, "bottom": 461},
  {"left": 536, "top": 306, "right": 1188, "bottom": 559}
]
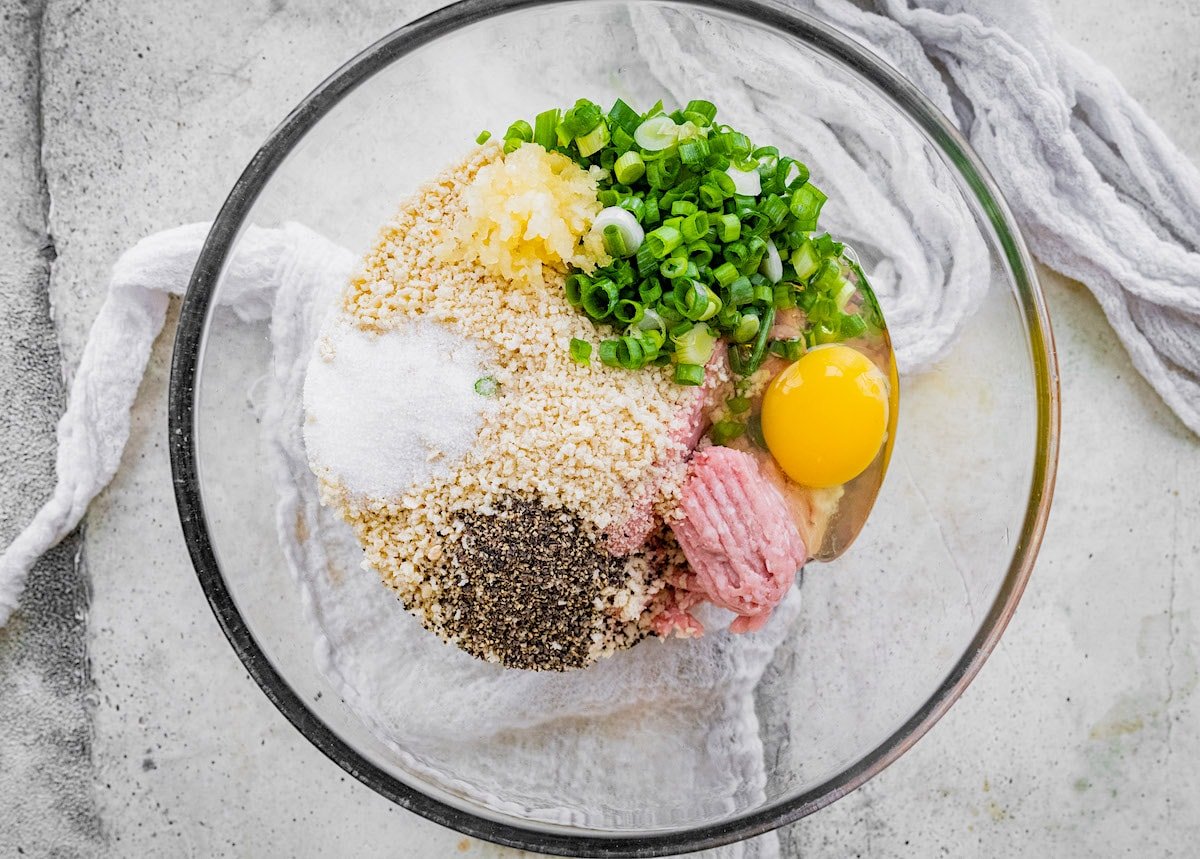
[{"left": 439, "top": 142, "right": 608, "bottom": 289}]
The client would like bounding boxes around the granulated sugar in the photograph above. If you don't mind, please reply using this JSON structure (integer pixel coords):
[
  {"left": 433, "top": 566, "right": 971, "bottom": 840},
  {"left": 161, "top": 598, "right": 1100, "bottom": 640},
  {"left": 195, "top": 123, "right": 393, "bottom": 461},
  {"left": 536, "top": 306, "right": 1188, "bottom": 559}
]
[{"left": 303, "top": 319, "right": 491, "bottom": 502}]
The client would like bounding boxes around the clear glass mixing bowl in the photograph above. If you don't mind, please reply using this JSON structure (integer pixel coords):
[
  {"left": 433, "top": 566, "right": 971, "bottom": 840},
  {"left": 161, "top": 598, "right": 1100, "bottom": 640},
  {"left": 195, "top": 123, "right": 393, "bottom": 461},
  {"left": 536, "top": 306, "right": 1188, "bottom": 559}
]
[{"left": 169, "top": 1, "right": 1059, "bottom": 854}]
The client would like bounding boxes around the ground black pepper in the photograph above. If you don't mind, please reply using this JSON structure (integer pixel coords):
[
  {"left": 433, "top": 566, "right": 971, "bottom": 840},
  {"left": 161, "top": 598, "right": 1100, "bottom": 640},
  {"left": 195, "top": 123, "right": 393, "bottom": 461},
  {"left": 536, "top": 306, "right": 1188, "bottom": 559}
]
[{"left": 435, "top": 496, "right": 638, "bottom": 671}]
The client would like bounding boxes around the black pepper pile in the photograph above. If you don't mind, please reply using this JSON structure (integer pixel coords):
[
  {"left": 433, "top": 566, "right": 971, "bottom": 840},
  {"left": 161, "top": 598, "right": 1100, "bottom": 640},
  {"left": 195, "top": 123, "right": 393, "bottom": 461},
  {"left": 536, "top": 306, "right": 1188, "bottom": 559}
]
[{"left": 437, "top": 496, "right": 638, "bottom": 671}]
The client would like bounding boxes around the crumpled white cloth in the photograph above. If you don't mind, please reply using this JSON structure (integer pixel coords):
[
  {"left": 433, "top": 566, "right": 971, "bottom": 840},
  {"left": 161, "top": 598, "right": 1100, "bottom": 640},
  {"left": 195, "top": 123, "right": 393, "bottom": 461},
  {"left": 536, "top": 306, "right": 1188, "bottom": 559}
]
[
  {"left": 2, "top": 0, "right": 1200, "bottom": 850},
  {"left": 818, "top": 0, "right": 1200, "bottom": 432}
]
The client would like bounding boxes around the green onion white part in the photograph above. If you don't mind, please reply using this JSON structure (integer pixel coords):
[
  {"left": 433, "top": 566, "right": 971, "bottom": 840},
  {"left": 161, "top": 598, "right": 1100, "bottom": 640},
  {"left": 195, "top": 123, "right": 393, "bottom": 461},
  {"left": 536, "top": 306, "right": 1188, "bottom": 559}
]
[
  {"left": 725, "top": 165, "right": 761, "bottom": 196},
  {"left": 760, "top": 238, "right": 783, "bottom": 284},
  {"left": 593, "top": 206, "right": 645, "bottom": 257}
]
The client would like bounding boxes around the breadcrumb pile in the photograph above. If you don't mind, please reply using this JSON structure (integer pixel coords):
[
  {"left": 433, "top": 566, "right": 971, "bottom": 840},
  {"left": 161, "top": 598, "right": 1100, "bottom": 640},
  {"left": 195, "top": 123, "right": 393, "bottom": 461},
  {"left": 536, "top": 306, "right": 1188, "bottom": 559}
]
[{"left": 319, "top": 143, "right": 699, "bottom": 667}]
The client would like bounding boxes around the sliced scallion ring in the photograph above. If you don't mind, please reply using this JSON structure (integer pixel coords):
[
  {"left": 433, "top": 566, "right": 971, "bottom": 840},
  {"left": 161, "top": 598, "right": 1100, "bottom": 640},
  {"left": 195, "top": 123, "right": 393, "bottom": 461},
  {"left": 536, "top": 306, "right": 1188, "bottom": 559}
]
[
  {"left": 634, "top": 115, "right": 679, "bottom": 151},
  {"left": 593, "top": 206, "right": 645, "bottom": 257},
  {"left": 673, "top": 323, "right": 718, "bottom": 366},
  {"left": 759, "top": 238, "right": 783, "bottom": 284},
  {"left": 725, "top": 165, "right": 762, "bottom": 196}
]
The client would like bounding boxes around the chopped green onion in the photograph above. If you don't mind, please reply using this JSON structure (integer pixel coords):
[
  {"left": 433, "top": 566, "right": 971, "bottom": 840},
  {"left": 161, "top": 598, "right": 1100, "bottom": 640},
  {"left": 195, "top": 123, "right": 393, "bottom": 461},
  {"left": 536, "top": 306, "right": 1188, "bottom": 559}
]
[
  {"left": 684, "top": 99, "right": 718, "bottom": 123},
  {"left": 676, "top": 281, "right": 721, "bottom": 321},
  {"left": 744, "top": 305, "right": 776, "bottom": 375},
  {"left": 789, "top": 183, "right": 827, "bottom": 230},
  {"left": 675, "top": 120, "right": 705, "bottom": 142},
  {"left": 608, "top": 98, "right": 641, "bottom": 134},
  {"left": 474, "top": 376, "right": 498, "bottom": 397},
  {"left": 667, "top": 318, "right": 692, "bottom": 338},
  {"left": 575, "top": 121, "right": 610, "bottom": 157},
  {"left": 814, "top": 259, "right": 843, "bottom": 294},
  {"left": 495, "top": 98, "right": 870, "bottom": 387},
  {"left": 533, "top": 108, "right": 560, "bottom": 149},
  {"left": 614, "top": 299, "right": 644, "bottom": 325},
  {"left": 612, "top": 126, "right": 636, "bottom": 155},
  {"left": 615, "top": 335, "right": 648, "bottom": 369},
  {"left": 708, "top": 169, "right": 736, "bottom": 196},
  {"left": 505, "top": 120, "right": 533, "bottom": 142},
  {"left": 712, "top": 262, "right": 738, "bottom": 287},
  {"left": 475, "top": 130, "right": 492, "bottom": 144},
  {"left": 834, "top": 279, "right": 857, "bottom": 312},
  {"left": 698, "top": 183, "right": 724, "bottom": 209},
  {"left": 614, "top": 150, "right": 646, "bottom": 184},
  {"left": 642, "top": 195, "right": 661, "bottom": 226},
  {"left": 660, "top": 256, "right": 689, "bottom": 279},
  {"left": 634, "top": 114, "right": 679, "bottom": 151},
  {"left": 727, "top": 396, "right": 751, "bottom": 414},
  {"left": 713, "top": 131, "right": 751, "bottom": 157},
  {"left": 725, "top": 241, "right": 750, "bottom": 270},
  {"left": 598, "top": 339, "right": 620, "bottom": 367},
  {"left": 564, "top": 273, "right": 589, "bottom": 308},
  {"left": 601, "top": 224, "right": 630, "bottom": 258},
  {"left": 759, "top": 195, "right": 789, "bottom": 228},
  {"left": 791, "top": 240, "right": 821, "bottom": 280},
  {"left": 731, "top": 313, "right": 760, "bottom": 343},
  {"left": 725, "top": 165, "right": 761, "bottom": 196},
  {"left": 711, "top": 420, "right": 745, "bottom": 445},
  {"left": 594, "top": 206, "right": 644, "bottom": 257},
  {"left": 773, "top": 282, "right": 797, "bottom": 310},
  {"left": 673, "top": 363, "right": 706, "bottom": 386},
  {"left": 569, "top": 338, "right": 592, "bottom": 365},
  {"left": 562, "top": 99, "right": 602, "bottom": 137},
  {"left": 646, "top": 156, "right": 682, "bottom": 189},
  {"left": 712, "top": 215, "right": 737, "bottom": 243},
  {"left": 759, "top": 238, "right": 783, "bottom": 283},
  {"left": 687, "top": 242, "right": 713, "bottom": 267},
  {"left": 619, "top": 195, "right": 644, "bottom": 221},
  {"left": 638, "top": 278, "right": 663, "bottom": 304},
  {"left": 636, "top": 306, "right": 667, "bottom": 336},
  {"left": 745, "top": 235, "right": 769, "bottom": 268},
  {"left": 674, "top": 323, "right": 717, "bottom": 365},
  {"left": 636, "top": 241, "right": 659, "bottom": 275},
  {"left": 645, "top": 225, "right": 683, "bottom": 259},
  {"left": 728, "top": 276, "right": 754, "bottom": 306},
  {"left": 680, "top": 211, "right": 710, "bottom": 243},
  {"left": 582, "top": 278, "right": 618, "bottom": 319},
  {"left": 811, "top": 324, "right": 840, "bottom": 346},
  {"left": 679, "top": 138, "right": 710, "bottom": 165},
  {"left": 777, "top": 338, "right": 804, "bottom": 360},
  {"left": 840, "top": 313, "right": 868, "bottom": 339}
]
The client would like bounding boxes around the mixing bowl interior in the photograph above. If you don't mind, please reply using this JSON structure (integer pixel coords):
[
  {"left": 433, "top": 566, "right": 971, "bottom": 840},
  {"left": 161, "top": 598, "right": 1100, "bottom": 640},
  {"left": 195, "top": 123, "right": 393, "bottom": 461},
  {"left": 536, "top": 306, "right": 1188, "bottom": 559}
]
[{"left": 173, "top": 0, "right": 1056, "bottom": 854}]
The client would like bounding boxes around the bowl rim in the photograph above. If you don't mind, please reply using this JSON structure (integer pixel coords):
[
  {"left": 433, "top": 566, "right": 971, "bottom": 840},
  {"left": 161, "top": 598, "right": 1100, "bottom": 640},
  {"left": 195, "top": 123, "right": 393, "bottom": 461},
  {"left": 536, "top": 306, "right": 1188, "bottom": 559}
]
[{"left": 168, "top": 0, "right": 1060, "bottom": 855}]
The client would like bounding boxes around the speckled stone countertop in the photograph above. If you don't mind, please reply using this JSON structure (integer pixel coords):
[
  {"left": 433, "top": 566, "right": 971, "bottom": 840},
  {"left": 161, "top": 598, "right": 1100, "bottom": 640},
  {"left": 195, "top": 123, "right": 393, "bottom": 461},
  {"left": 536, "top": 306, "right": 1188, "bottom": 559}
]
[{"left": 0, "top": 1, "right": 1197, "bottom": 856}]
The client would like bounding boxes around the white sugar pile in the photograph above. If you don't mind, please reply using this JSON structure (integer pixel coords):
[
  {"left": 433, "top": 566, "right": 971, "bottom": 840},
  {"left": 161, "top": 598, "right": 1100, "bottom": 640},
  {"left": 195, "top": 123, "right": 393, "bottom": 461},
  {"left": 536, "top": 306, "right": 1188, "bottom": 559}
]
[{"left": 302, "top": 319, "right": 491, "bottom": 501}]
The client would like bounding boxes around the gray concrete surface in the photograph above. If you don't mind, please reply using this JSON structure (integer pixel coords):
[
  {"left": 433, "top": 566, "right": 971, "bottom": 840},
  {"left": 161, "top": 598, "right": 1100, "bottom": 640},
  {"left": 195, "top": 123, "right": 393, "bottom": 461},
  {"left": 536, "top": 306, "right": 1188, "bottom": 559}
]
[
  {"left": 0, "top": 1, "right": 101, "bottom": 855},
  {"left": 0, "top": 0, "right": 1197, "bottom": 856}
]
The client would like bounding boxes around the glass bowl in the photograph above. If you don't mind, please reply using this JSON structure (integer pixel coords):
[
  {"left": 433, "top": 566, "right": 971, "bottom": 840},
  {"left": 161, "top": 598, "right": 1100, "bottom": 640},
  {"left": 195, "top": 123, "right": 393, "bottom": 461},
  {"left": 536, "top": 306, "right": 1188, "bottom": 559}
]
[{"left": 168, "top": 0, "right": 1059, "bottom": 855}]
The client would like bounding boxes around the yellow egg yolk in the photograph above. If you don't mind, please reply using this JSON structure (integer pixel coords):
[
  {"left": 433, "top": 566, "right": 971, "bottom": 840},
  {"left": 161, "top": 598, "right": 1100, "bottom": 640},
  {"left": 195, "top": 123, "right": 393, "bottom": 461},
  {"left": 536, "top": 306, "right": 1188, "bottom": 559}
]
[{"left": 761, "top": 344, "right": 890, "bottom": 489}]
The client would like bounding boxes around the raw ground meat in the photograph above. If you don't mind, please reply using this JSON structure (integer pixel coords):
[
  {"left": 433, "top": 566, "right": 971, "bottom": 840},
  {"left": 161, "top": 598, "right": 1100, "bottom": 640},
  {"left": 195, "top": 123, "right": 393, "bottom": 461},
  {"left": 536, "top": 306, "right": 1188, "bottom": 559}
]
[
  {"left": 604, "top": 344, "right": 729, "bottom": 556},
  {"left": 670, "top": 445, "right": 807, "bottom": 633}
]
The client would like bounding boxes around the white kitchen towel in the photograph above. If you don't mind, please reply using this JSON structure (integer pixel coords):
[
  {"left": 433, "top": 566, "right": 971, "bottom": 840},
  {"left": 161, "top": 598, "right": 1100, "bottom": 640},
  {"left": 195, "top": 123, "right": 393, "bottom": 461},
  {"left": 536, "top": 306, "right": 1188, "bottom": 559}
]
[{"left": 1, "top": 0, "right": 1199, "bottom": 851}]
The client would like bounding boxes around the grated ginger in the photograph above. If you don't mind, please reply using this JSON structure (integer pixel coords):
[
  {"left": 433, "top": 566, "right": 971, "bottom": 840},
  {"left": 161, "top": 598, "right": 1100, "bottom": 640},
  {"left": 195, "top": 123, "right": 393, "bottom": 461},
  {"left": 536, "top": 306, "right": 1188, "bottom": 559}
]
[{"left": 439, "top": 142, "right": 608, "bottom": 289}]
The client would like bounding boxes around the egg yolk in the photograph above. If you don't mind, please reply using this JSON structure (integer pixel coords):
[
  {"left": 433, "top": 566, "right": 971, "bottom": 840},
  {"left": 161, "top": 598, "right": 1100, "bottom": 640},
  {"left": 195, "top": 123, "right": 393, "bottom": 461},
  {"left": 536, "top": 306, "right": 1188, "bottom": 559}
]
[{"left": 761, "top": 344, "right": 890, "bottom": 488}]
